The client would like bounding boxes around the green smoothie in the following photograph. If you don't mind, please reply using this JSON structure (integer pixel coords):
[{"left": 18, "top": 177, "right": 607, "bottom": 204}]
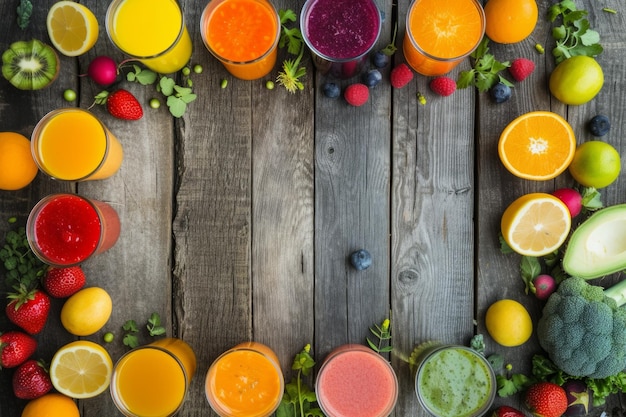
[{"left": 415, "top": 345, "right": 495, "bottom": 417}]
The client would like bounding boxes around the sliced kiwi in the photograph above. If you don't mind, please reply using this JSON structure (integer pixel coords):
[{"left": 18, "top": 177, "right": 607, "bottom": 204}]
[{"left": 2, "top": 39, "right": 59, "bottom": 90}]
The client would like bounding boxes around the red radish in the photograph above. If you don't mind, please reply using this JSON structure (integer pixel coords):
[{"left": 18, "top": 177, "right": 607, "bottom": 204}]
[
  {"left": 552, "top": 188, "right": 582, "bottom": 217},
  {"left": 87, "top": 56, "right": 119, "bottom": 86},
  {"left": 532, "top": 274, "right": 556, "bottom": 300}
]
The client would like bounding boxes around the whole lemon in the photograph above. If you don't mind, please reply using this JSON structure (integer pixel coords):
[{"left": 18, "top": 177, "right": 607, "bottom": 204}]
[
  {"left": 0, "top": 132, "right": 38, "bottom": 190},
  {"left": 484, "top": 0, "right": 538, "bottom": 44},
  {"left": 569, "top": 141, "right": 621, "bottom": 189},
  {"left": 549, "top": 56, "right": 604, "bottom": 105},
  {"left": 485, "top": 299, "right": 533, "bottom": 347},
  {"left": 21, "top": 393, "right": 79, "bottom": 417},
  {"left": 61, "top": 287, "right": 112, "bottom": 336}
]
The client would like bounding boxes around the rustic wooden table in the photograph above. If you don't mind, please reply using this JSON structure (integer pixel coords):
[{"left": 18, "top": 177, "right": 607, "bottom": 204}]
[{"left": 1, "top": 0, "right": 625, "bottom": 416}]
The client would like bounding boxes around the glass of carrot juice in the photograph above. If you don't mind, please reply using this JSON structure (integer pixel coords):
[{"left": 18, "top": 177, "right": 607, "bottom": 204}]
[
  {"left": 403, "top": 0, "right": 485, "bottom": 76},
  {"left": 110, "top": 338, "right": 197, "bottom": 417},
  {"left": 205, "top": 342, "right": 284, "bottom": 417},
  {"left": 106, "top": 0, "right": 192, "bottom": 74},
  {"left": 31, "top": 108, "right": 123, "bottom": 181},
  {"left": 200, "top": 0, "right": 280, "bottom": 80}
]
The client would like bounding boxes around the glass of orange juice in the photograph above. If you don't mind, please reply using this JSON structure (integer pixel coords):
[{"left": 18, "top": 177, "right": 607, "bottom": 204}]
[
  {"left": 110, "top": 338, "right": 197, "bottom": 417},
  {"left": 403, "top": 0, "right": 485, "bottom": 76},
  {"left": 31, "top": 108, "right": 123, "bottom": 181},
  {"left": 200, "top": 0, "right": 280, "bottom": 80},
  {"left": 205, "top": 342, "right": 284, "bottom": 417},
  {"left": 106, "top": 0, "right": 192, "bottom": 74}
]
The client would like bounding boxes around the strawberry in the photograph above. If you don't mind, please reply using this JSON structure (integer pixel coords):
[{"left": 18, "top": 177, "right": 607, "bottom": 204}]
[
  {"left": 390, "top": 63, "right": 414, "bottom": 88},
  {"left": 430, "top": 77, "right": 457, "bottom": 96},
  {"left": 492, "top": 405, "right": 525, "bottom": 417},
  {"left": 6, "top": 288, "right": 51, "bottom": 334},
  {"left": 12, "top": 359, "right": 53, "bottom": 399},
  {"left": 525, "top": 381, "right": 568, "bottom": 417},
  {"left": 509, "top": 58, "right": 535, "bottom": 82},
  {"left": 106, "top": 89, "right": 143, "bottom": 120},
  {"left": 344, "top": 83, "right": 369, "bottom": 107},
  {"left": 42, "top": 266, "right": 86, "bottom": 298},
  {"left": 0, "top": 331, "right": 37, "bottom": 369}
]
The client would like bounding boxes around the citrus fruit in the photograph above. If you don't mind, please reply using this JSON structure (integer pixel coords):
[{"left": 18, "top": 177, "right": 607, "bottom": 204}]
[
  {"left": 21, "top": 393, "right": 79, "bottom": 417},
  {"left": 50, "top": 340, "right": 113, "bottom": 399},
  {"left": 485, "top": 299, "right": 533, "bottom": 347},
  {"left": 484, "top": 0, "right": 538, "bottom": 44},
  {"left": 568, "top": 141, "right": 621, "bottom": 189},
  {"left": 60, "top": 287, "right": 112, "bottom": 336},
  {"left": 46, "top": 1, "right": 99, "bottom": 57},
  {"left": 549, "top": 56, "right": 604, "bottom": 105},
  {"left": 498, "top": 111, "right": 576, "bottom": 181},
  {"left": 0, "top": 132, "right": 38, "bottom": 190},
  {"left": 501, "top": 193, "right": 571, "bottom": 257}
]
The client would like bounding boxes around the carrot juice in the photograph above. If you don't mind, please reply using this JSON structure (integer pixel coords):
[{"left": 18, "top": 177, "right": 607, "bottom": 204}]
[
  {"left": 200, "top": 0, "right": 280, "bottom": 80},
  {"left": 403, "top": 0, "right": 485, "bottom": 76},
  {"left": 31, "top": 109, "right": 123, "bottom": 181},
  {"left": 106, "top": 0, "right": 192, "bottom": 74},
  {"left": 205, "top": 342, "right": 284, "bottom": 417}
]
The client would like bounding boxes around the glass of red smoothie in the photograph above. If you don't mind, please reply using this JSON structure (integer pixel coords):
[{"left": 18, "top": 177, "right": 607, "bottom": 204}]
[
  {"left": 300, "top": 0, "right": 382, "bottom": 79},
  {"left": 26, "top": 194, "right": 121, "bottom": 267},
  {"left": 315, "top": 344, "right": 398, "bottom": 417}
]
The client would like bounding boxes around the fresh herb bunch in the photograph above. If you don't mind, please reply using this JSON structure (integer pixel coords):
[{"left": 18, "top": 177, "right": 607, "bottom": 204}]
[
  {"left": 276, "top": 344, "right": 322, "bottom": 417},
  {"left": 16, "top": 0, "right": 32, "bottom": 30},
  {"left": 457, "top": 37, "right": 511, "bottom": 92},
  {"left": 122, "top": 312, "right": 166, "bottom": 348},
  {"left": 366, "top": 318, "right": 392, "bottom": 354},
  {"left": 548, "top": 0, "right": 603, "bottom": 64},
  {"left": 276, "top": 9, "right": 306, "bottom": 93},
  {"left": 0, "top": 218, "right": 46, "bottom": 291}
]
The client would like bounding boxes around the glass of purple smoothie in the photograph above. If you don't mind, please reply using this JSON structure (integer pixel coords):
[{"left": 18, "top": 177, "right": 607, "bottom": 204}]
[{"left": 300, "top": 0, "right": 382, "bottom": 79}]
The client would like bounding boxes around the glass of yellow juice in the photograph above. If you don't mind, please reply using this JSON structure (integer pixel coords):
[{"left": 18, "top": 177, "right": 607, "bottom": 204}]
[
  {"left": 106, "top": 0, "right": 192, "bottom": 74},
  {"left": 31, "top": 108, "right": 123, "bottom": 181},
  {"left": 111, "top": 338, "right": 197, "bottom": 417}
]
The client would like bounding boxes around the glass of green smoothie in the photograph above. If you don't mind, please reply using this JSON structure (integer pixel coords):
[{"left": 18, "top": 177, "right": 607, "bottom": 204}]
[{"left": 414, "top": 344, "right": 496, "bottom": 417}]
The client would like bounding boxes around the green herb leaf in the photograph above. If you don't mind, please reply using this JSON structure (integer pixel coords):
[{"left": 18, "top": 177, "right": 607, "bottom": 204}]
[
  {"left": 277, "top": 9, "right": 306, "bottom": 93},
  {"left": 520, "top": 256, "right": 540, "bottom": 295},
  {"left": 277, "top": 345, "right": 320, "bottom": 417},
  {"left": 147, "top": 312, "right": 166, "bottom": 336},
  {"left": 457, "top": 37, "right": 511, "bottom": 92},
  {"left": 16, "top": 0, "right": 33, "bottom": 30},
  {"left": 548, "top": 1, "right": 603, "bottom": 64}
]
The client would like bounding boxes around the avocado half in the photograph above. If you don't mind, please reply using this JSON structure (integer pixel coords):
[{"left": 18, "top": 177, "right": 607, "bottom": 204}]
[{"left": 563, "top": 204, "right": 626, "bottom": 279}]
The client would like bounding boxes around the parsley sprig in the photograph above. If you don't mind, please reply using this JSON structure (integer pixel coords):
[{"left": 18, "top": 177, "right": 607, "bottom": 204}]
[
  {"left": 548, "top": 0, "right": 603, "bottom": 64},
  {"left": 457, "top": 37, "right": 511, "bottom": 92},
  {"left": 0, "top": 218, "right": 46, "bottom": 291},
  {"left": 276, "top": 345, "right": 322, "bottom": 417},
  {"left": 276, "top": 9, "right": 306, "bottom": 93}
]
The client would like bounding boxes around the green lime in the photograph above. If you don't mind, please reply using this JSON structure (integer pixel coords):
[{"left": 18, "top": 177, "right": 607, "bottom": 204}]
[
  {"left": 549, "top": 56, "right": 604, "bottom": 105},
  {"left": 569, "top": 141, "right": 621, "bottom": 189}
]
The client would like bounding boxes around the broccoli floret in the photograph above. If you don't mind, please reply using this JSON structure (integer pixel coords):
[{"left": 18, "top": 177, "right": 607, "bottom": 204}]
[{"left": 537, "top": 276, "right": 626, "bottom": 379}]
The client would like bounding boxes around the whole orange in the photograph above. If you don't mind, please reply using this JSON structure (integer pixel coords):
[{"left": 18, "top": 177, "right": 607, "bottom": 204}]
[
  {"left": 21, "top": 393, "right": 79, "bottom": 417},
  {"left": 484, "top": 0, "right": 538, "bottom": 44},
  {"left": 0, "top": 132, "right": 38, "bottom": 190}
]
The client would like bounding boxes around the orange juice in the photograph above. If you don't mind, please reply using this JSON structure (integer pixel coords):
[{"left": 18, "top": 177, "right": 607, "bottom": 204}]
[
  {"left": 31, "top": 109, "right": 123, "bottom": 181},
  {"left": 403, "top": 0, "right": 485, "bottom": 76},
  {"left": 106, "top": 0, "right": 192, "bottom": 74},
  {"left": 205, "top": 342, "right": 284, "bottom": 417},
  {"left": 200, "top": 0, "right": 280, "bottom": 80}
]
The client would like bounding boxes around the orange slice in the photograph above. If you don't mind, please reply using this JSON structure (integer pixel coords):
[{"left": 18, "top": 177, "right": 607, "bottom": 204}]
[
  {"left": 46, "top": 1, "right": 99, "bottom": 57},
  {"left": 498, "top": 111, "right": 576, "bottom": 181}
]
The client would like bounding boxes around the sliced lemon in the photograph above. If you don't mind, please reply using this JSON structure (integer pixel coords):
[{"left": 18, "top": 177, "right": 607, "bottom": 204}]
[
  {"left": 50, "top": 340, "right": 113, "bottom": 399},
  {"left": 46, "top": 1, "right": 99, "bottom": 56}
]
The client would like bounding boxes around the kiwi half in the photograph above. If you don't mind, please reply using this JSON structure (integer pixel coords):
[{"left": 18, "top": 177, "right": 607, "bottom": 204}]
[{"left": 2, "top": 39, "right": 59, "bottom": 90}]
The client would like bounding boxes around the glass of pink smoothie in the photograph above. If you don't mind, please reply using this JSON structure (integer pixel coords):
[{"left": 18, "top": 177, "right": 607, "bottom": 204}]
[{"left": 315, "top": 344, "right": 398, "bottom": 417}]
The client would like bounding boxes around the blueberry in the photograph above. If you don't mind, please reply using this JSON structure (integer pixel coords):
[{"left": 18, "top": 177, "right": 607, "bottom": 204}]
[
  {"left": 372, "top": 51, "right": 390, "bottom": 68},
  {"left": 322, "top": 82, "right": 340, "bottom": 99},
  {"left": 490, "top": 82, "right": 511, "bottom": 103},
  {"left": 350, "top": 249, "right": 372, "bottom": 271},
  {"left": 588, "top": 115, "right": 610, "bottom": 137},
  {"left": 362, "top": 69, "right": 383, "bottom": 88}
]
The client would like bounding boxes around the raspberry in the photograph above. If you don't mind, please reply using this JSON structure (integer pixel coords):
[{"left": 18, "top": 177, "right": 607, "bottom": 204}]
[
  {"left": 390, "top": 63, "right": 413, "bottom": 88},
  {"left": 509, "top": 58, "right": 535, "bottom": 81},
  {"left": 429, "top": 77, "right": 456, "bottom": 96},
  {"left": 344, "top": 83, "right": 369, "bottom": 107}
]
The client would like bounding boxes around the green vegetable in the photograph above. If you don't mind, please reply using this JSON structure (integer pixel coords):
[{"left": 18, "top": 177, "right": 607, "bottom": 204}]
[
  {"left": 457, "top": 37, "right": 511, "bottom": 92},
  {"left": 547, "top": 0, "right": 603, "bottom": 64},
  {"left": 275, "top": 345, "right": 323, "bottom": 417}
]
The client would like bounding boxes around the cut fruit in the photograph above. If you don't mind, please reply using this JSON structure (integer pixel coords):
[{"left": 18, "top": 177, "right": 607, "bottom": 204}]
[
  {"left": 2, "top": 39, "right": 59, "bottom": 90},
  {"left": 50, "top": 340, "right": 113, "bottom": 399},
  {"left": 501, "top": 193, "right": 571, "bottom": 257},
  {"left": 47, "top": 1, "right": 99, "bottom": 57},
  {"left": 498, "top": 111, "right": 576, "bottom": 181}
]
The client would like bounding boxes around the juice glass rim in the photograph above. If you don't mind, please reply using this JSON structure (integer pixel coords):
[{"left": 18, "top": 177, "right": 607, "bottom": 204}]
[
  {"left": 200, "top": 0, "right": 281, "bottom": 66},
  {"left": 105, "top": 0, "right": 188, "bottom": 60},
  {"left": 300, "top": 0, "right": 382, "bottom": 63},
  {"left": 405, "top": 0, "right": 486, "bottom": 62},
  {"left": 110, "top": 345, "right": 190, "bottom": 417},
  {"left": 31, "top": 108, "right": 111, "bottom": 182}
]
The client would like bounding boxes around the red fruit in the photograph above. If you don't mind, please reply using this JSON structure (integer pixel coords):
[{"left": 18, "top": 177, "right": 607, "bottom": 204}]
[
  {"left": 6, "top": 288, "right": 51, "bottom": 334},
  {"left": 42, "top": 266, "right": 86, "bottom": 298},
  {"left": 552, "top": 188, "right": 582, "bottom": 218},
  {"left": 429, "top": 76, "right": 457, "bottom": 96},
  {"left": 532, "top": 274, "right": 556, "bottom": 300},
  {"left": 12, "top": 359, "right": 53, "bottom": 399},
  {"left": 0, "top": 331, "right": 37, "bottom": 369},
  {"left": 106, "top": 89, "right": 143, "bottom": 120},
  {"left": 509, "top": 58, "right": 535, "bottom": 82},
  {"left": 525, "top": 382, "right": 568, "bottom": 417},
  {"left": 492, "top": 405, "right": 525, "bottom": 417},
  {"left": 344, "top": 83, "right": 369, "bottom": 107},
  {"left": 390, "top": 63, "right": 414, "bottom": 88}
]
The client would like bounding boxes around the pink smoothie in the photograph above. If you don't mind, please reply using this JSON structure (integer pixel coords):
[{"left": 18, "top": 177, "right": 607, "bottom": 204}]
[{"left": 316, "top": 345, "right": 398, "bottom": 417}]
